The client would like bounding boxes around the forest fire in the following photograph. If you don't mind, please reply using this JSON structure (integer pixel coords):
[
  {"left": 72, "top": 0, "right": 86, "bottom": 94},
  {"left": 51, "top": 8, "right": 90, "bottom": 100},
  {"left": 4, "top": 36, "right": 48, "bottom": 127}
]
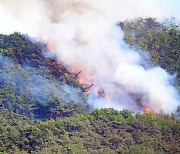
[
  {"left": 68, "top": 68, "right": 92, "bottom": 86},
  {"left": 34, "top": 0, "right": 180, "bottom": 114},
  {"left": 42, "top": 37, "right": 92, "bottom": 87},
  {"left": 0, "top": 0, "right": 179, "bottom": 115},
  {"left": 77, "top": 73, "right": 91, "bottom": 85},
  {"left": 42, "top": 36, "right": 55, "bottom": 52},
  {"left": 144, "top": 107, "right": 152, "bottom": 113}
]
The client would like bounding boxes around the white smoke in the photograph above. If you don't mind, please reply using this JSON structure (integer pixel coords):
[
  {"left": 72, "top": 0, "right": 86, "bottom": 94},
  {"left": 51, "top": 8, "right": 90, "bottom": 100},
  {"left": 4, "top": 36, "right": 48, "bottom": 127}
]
[{"left": 0, "top": 0, "right": 179, "bottom": 113}]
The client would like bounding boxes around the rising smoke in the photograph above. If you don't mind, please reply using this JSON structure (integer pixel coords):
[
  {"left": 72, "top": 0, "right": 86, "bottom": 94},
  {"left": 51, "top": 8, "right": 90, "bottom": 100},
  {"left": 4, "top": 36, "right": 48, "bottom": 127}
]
[{"left": 0, "top": 0, "right": 179, "bottom": 113}]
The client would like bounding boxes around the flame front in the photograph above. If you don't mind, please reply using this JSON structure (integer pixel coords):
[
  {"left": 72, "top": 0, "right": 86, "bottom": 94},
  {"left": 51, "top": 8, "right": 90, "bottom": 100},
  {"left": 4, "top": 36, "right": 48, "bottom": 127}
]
[
  {"left": 42, "top": 37, "right": 92, "bottom": 86},
  {"left": 42, "top": 35, "right": 55, "bottom": 52},
  {"left": 78, "top": 73, "right": 91, "bottom": 85},
  {"left": 68, "top": 68, "right": 92, "bottom": 85},
  {"left": 144, "top": 107, "right": 152, "bottom": 113}
]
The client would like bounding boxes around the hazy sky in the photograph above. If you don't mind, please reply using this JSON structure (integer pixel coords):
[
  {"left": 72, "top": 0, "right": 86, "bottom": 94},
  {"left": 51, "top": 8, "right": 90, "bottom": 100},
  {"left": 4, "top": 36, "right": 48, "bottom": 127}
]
[
  {"left": 154, "top": 0, "right": 180, "bottom": 20},
  {"left": 0, "top": 0, "right": 179, "bottom": 35}
]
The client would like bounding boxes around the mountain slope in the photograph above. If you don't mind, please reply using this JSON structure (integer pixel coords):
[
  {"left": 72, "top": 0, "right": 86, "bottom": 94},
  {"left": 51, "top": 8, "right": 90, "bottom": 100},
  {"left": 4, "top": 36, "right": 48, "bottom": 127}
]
[
  {"left": 0, "top": 33, "right": 89, "bottom": 120},
  {"left": 0, "top": 18, "right": 179, "bottom": 154}
]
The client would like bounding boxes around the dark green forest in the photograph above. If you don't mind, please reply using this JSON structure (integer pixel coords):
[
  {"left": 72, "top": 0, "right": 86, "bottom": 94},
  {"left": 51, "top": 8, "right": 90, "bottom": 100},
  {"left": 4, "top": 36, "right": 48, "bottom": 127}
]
[{"left": 0, "top": 18, "right": 179, "bottom": 153}]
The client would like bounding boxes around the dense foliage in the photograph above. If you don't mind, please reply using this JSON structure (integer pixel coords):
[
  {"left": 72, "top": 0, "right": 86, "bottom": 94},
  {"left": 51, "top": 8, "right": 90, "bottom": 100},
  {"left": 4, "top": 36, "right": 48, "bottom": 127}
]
[
  {"left": 0, "top": 108, "right": 179, "bottom": 153},
  {"left": 0, "top": 18, "right": 179, "bottom": 154}
]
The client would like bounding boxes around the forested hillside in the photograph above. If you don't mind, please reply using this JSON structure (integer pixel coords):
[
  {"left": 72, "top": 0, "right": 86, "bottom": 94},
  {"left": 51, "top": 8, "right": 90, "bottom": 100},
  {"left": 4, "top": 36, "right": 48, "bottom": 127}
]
[
  {"left": 0, "top": 18, "right": 179, "bottom": 153},
  {"left": 0, "top": 108, "right": 179, "bottom": 153},
  {"left": 119, "top": 18, "right": 180, "bottom": 88},
  {"left": 0, "top": 33, "right": 89, "bottom": 120}
]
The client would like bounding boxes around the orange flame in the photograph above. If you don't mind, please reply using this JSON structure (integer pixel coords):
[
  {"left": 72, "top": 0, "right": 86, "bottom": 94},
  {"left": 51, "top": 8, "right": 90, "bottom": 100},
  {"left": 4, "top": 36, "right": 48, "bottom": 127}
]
[
  {"left": 144, "top": 107, "right": 152, "bottom": 113},
  {"left": 68, "top": 68, "right": 77, "bottom": 74},
  {"left": 42, "top": 35, "right": 55, "bottom": 52},
  {"left": 68, "top": 67, "right": 91, "bottom": 85},
  {"left": 78, "top": 73, "right": 91, "bottom": 85},
  {"left": 42, "top": 36, "right": 92, "bottom": 88}
]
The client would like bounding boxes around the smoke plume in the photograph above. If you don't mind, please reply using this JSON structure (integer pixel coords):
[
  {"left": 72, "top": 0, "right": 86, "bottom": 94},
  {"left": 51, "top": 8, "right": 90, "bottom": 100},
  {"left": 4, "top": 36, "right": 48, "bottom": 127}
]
[{"left": 0, "top": 0, "right": 179, "bottom": 113}]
